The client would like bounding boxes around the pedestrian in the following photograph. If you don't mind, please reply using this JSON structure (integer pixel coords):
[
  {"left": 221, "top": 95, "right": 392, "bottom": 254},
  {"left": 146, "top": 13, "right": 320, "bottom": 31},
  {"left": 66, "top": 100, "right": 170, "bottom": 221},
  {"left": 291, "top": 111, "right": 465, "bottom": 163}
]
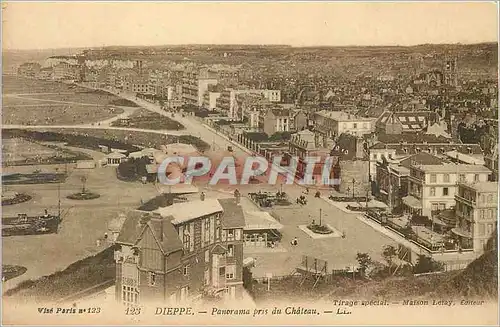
[
  {"left": 291, "top": 237, "right": 298, "bottom": 246},
  {"left": 96, "top": 239, "right": 101, "bottom": 247},
  {"left": 104, "top": 232, "right": 108, "bottom": 240}
]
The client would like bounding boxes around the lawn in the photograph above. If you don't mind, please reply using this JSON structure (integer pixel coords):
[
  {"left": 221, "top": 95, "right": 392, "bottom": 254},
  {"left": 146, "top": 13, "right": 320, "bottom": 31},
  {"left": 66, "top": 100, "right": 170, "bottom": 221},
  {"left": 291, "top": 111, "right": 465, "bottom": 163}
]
[
  {"left": 2, "top": 76, "right": 126, "bottom": 125},
  {"left": 2, "top": 265, "right": 28, "bottom": 281},
  {"left": 3, "top": 128, "right": 210, "bottom": 153},
  {"left": 2, "top": 137, "right": 91, "bottom": 166},
  {"left": 111, "top": 108, "right": 185, "bottom": 130},
  {"left": 3, "top": 246, "right": 116, "bottom": 302}
]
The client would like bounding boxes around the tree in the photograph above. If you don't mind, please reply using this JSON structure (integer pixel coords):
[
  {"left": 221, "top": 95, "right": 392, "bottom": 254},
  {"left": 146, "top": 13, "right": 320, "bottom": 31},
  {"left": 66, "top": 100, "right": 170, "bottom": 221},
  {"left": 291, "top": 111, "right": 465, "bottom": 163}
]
[
  {"left": 356, "top": 252, "right": 372, "bottom": 277},
  {"left": 413, "top": 255, "right": 445, "bottom": 274},
  {"left": 382, "top": 245, "right": 398, "bottom": 272}
]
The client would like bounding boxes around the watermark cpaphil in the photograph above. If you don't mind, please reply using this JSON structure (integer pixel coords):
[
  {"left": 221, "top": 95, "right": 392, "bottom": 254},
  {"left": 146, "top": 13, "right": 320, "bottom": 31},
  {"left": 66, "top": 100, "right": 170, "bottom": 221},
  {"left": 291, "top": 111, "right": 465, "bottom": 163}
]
[{"left": 157, "top": 154, "right": 341, "bottom": 186}]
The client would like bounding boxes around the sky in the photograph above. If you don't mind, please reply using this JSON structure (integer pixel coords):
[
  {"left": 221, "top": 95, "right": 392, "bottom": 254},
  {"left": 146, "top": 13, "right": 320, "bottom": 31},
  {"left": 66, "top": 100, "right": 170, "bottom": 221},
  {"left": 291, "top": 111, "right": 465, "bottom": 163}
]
[{"left": 2, "top": 1, "right": 498, "bottom": 50}]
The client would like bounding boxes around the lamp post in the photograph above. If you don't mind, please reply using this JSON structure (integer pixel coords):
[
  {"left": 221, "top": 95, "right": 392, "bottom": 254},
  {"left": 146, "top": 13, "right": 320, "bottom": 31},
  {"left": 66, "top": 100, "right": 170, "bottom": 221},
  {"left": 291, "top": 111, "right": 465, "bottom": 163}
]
[
  {"left": 319, "top": 208, "right": 322, "bottom": 227},
  {"left": 351, "top": 178, "right": 355, "bottom": 199}
]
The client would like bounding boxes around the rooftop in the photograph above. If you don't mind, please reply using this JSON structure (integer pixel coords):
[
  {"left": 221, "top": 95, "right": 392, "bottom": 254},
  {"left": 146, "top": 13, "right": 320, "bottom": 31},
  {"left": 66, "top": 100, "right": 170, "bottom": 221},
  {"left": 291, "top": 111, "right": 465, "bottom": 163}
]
[
  {"left": 155, "top": 199, "right": 223, "bottom": 225},
  {"left": 316, "top": 110, "right": 372, "bottom": 121},
  {"left": 414, "top": 164, "right": 492, "bottom": 174},
  {"left": 459, "top": 181, "right": 499, "bottom": 193}
]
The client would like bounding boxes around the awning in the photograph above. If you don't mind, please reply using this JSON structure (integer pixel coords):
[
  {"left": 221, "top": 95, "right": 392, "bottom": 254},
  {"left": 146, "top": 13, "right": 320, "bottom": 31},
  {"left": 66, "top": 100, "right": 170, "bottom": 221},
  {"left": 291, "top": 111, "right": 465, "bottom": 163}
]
[
  {"left": 432, "top": 217, "right": 449, "bottom": 226},
  {"left": 158, "top": 184, "right": 199, "bottom": 194},
  {"left": 452, "top": 227, "right": 472, "bottom": 238},
  {"left": 402, "top": 196, "right": 422, "bottom": 209},
  {"left": 244, "top": 211, "right": 283, "bottom": 230}
]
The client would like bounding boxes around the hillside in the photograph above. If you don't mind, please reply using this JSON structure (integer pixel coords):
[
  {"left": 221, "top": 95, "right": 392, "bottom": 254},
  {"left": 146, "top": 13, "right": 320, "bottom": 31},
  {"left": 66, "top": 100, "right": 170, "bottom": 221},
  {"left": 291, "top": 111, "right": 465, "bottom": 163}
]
[{"left": 436, "top": 230, "right": 498, "bottom": 299}]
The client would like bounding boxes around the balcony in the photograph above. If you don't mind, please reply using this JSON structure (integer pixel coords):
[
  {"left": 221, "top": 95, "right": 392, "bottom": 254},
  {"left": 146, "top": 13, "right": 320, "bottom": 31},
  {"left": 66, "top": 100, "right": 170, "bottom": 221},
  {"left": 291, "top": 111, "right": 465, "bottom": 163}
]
[{"left": 455, "top": 194, "right": 475, "bottom": 206}]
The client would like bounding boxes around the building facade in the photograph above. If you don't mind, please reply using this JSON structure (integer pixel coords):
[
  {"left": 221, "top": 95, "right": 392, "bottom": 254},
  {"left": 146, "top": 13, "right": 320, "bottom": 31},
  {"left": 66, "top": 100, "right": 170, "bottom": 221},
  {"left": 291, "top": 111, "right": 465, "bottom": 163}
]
[
  {"left": 404, "top": 164, "right": 491, "bottom": 217},
  {"left": 453, "top": 182, "right": 497, "bottom": 253},
  {"left": 182, "top": 68, "right": 219, "bottom": 107},
  {"left": 314, "top": 110, "right": 374, "bottom": 138},
  {"left": 263, "top": 108, "right": 291, "bottom": 136},
  {"left": 114, "top": 198, "right": 245, "bottom": 306}
]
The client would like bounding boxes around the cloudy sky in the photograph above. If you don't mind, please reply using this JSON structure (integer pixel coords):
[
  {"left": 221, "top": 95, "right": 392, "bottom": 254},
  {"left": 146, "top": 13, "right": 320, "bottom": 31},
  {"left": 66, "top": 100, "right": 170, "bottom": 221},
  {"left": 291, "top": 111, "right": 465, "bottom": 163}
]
[{"left": 2, "top": 1, "right": 498, "bottom": 50}]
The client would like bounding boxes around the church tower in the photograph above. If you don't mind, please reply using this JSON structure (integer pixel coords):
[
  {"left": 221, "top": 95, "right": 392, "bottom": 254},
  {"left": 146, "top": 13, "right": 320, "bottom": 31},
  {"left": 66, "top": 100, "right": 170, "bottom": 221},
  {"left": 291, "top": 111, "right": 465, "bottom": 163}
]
[{"left": 444, "top": 56, "right": 458, "bottom": 87}]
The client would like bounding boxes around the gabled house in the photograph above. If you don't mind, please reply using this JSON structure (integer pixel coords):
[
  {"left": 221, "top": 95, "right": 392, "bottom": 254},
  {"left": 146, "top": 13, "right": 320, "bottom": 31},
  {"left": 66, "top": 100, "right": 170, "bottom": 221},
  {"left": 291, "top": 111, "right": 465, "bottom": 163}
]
[{"left": 114, "top": 198, "right": 245, "bottom": 306}]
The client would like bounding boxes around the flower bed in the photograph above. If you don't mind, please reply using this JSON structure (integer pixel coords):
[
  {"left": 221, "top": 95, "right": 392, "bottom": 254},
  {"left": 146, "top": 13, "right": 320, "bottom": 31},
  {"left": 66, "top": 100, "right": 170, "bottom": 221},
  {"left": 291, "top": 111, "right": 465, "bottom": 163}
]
[
  {"left": 66, "top": 192, "right": 100, "bottom": 200},
  {"left": 2, "top": 193, "right": 32, "bottom": 206},
  {"left": 306, "top": 224, "right": 333, "bottom": 234}
]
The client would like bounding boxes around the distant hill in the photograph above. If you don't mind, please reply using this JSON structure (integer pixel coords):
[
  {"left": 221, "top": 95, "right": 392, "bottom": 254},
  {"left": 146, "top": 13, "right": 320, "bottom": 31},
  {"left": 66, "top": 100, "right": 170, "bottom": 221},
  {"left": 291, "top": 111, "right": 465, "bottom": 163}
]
[{"left": 2, "top": 48, "right": 85, "bottom": 74}]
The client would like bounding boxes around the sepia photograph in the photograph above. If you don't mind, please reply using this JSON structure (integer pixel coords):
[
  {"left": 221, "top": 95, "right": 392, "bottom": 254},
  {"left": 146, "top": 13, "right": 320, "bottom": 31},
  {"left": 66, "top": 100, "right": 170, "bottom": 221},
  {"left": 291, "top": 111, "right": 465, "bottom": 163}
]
[{"left": 1, "top": 1, "right": 499, "bottom": 325}]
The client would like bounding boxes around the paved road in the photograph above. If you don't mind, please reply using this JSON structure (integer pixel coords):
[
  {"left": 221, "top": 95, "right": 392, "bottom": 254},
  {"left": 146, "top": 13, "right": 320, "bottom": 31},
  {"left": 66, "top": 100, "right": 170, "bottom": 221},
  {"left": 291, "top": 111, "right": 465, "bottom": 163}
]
[{"left": 78, "top": 84, "right": 249, "bottom": 155}]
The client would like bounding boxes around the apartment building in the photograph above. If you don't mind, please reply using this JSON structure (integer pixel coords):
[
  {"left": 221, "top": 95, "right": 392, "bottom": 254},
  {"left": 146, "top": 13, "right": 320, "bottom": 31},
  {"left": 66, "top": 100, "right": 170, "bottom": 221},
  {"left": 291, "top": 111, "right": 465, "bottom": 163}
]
[
  {"left": 52, "top": 62, "right": 81, "bottom": 81},
  {"left": 375, "top": 152, "right": 445, "bottom": 210},
  {"left": 404, "top": 164, "right": 491, "bottom": 217},
  {"left": 114, "top": 198, "right": 245, "bottom": 306},
  {"left": 368, "top": 140, "right": 484, "bottom": 178},
  {"left": 285, "top": 129, "right": 336, "bottom": 183},
  {"left": 203, "top": 92, "right": 222, "bottom": 110},
  {"left": 262, "top": 108, "right": 291, "bottom": 136},
  {"left": 182, "top": 68, "right": 218, "bottom": 107},
  {"left": 453, "top": 182, "right": 498, "bottom": 253},
  {"left": 218, "top": 89, "right": 281, "bottom": 120},
  {"left": 484, "top": 145, "right": 498, "bottom": 181},
  {"left": 314, "top": 110, "right": 374, "bottom": 138}
]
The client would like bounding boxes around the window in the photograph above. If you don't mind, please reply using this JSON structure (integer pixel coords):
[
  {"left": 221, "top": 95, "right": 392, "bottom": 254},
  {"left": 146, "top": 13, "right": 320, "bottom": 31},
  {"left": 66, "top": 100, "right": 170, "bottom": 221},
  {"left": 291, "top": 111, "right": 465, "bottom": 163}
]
[
  {"left": 205, "top": 250, "right": 209, "bottom": 263},
  {"left": 430, "top": 174, "right": 437, "bottom": 183},
  {"left": 227, "top": 244, "right": 234, "bottom": 257},
  {"left": 443, "top": 174, "right": 450, "bottom": 183},
  {"left": 353, "top": 123, "right": 358, "bottom": 129},
  {"left": 227, "top": 229, "right": 235, "bottom": 241},
  {"left": 487, "top": 194, "right": 493, "bottom": 202},
  {"left": 225, "top": 265, "right": 235, "bottom": 280},
  {"left": 183, "top": 229, "right": 190, "bottom": 251},
  {"left": 443, "top": 187, "right": 449, "bottom": 196},
  {"left": 363, "top": 123, "right": 368, "bottom": 129},
  {"left": 216, "top": 218, "right": 221, "bottom": 241},
  {"left": 459, "top": 174, "right": 466, "bottom": 182},
  {"left": 122, "top": 286, "right": 139, "bottom": 306},
  {"left": 183, "top": 265, "right": 189, "bottom": 276},
  {"left": 474, "top": 174, "right": 479, "bottom": 182},
  {"left": 204, "top": 219, "right": 210, "bottom": 245},
  {"left": 148, "top": 272, "right": 156, "bottom": 286},
  {"left": 373, "top": 154, "right": 377, "bottom": 160},
  {"left": 430, "top": 187, "right": 436, "bottom": 196},
  {"left": 431, "top": 203, "right": 438, "bottom": 211}
]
